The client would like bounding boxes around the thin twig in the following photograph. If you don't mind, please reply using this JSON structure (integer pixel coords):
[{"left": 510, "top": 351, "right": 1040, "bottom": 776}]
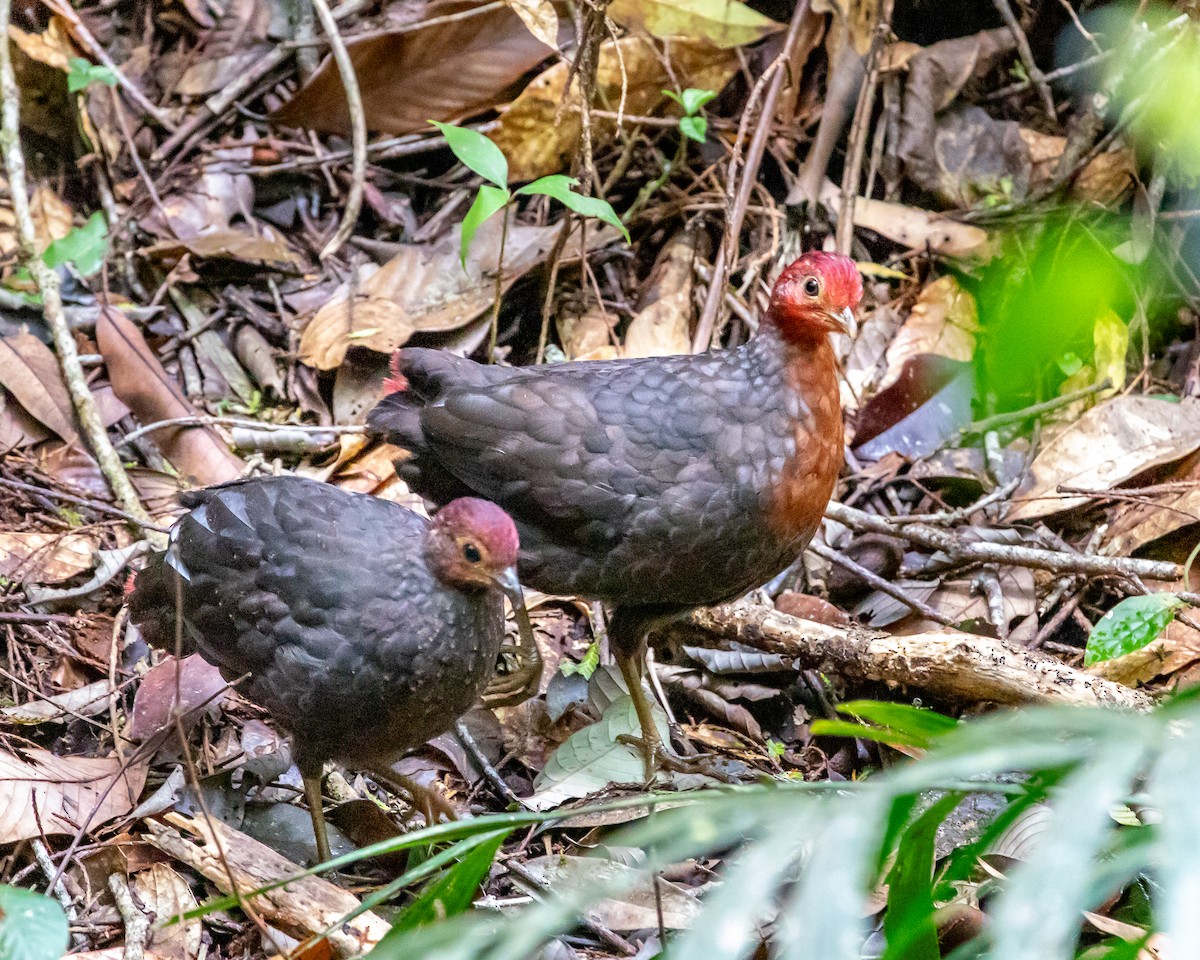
[
  {"left": 32, "top": 839, "right": 85, "bottom": 949},
  {"left": 962, "top": 380, "right": 1110, "bottom": 436},
  {"left": 0, "top": 2, "right": 153, "bottom": 534},
  {"left": 991, "top": 0, "right": 1056, "bottom": 119},
  {"left": 811, "top": 541, "right": 955, "bottom": 627},
  {"left": 108, "top": 873, "right": 150, "bottom": 960},
  {"left": 693, "top": 0, "right": 811, "bottom": 353},
  {"left": 115, "top": 415, "right": 364, "bottom": 448},
  {"left": 311, "top": 0, "right": 366, "bottom": 260},
  {"left": 488, "top": 210, "right": 511, "bottom": 361},
  {"left": 826, "top": 501, "right": 1182, "bottom": 582},
  {"left": 40, "top": 0, "right": 176, "bottom": 130},
  {"left": 454, "top": 719, "right": 521, "bottom": 807}
]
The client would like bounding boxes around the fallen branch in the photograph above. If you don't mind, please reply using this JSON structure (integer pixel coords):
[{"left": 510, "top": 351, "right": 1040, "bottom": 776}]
[
  {"left": 144, "top": 812, "right": 390, "bottom": 958},
  {"left": 661, "top": 602, "right": 1153, "bottom": 711},
  {"left": 0, "top": 8, "right": 153, "bottom": 535},
  {"left": 827, "top": 502, "right": 1181, "bottom": 583}
]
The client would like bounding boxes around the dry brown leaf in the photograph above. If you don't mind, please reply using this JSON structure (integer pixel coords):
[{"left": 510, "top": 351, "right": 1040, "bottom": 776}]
[
  {"left": 0, "top": 531, "right": 97, "bottom": 584},
  {"left": 300, "top": 214, "right": 603, "bottom": 369},
  {"left": 133, "top": 863, "right": 202, "bottom": 960},
  {"left": 0, "top": 331, "right": 79, "bottom": 444},
  {"left": 1008, "top": 396, "right": 1200, "bottom": 522},
  {"left": 141, "top": 229, "right": 304, "bottom": 273},
  {"left": 608, "top": 0, "right": 783, "bottom": 49},
  {"left": 1105, "top": 452, "right": 1200, "bottom": 556},
  {"left": 129, "top": 655, "right": 228, "bottom": 743},
  {"left": 502, "top": 0, "right": 560, "bottom": 48},
  {"left": 493, "top": 35, "right": 739, "bottom": 181},
  {"left": 270, "top": 0, "right": 553, "bottom": 136},
  {"left": 96, "top": 308, "right": 245, "bottom": 486},
  {"left": 177, "top": 0, "right": 271, "bottom": 96},
  {"left": 623, "top": 228, "right": 701, "bottom": 358},
  {"left": 29, "top": 185, "right": 74, "bottom": 253},
  {"left": 812, "top": 0, "right": 877, "bottom": 54},
  {"left": 8, "top": 20, "right": 76, "bottom": 70},
  {"left": 562, "top": 306, "right": 618, "bottom": 360},
  {"left": 0, "top": 746, "right": 147, "bottom": 843},
  {"left": 1019, "top": 128, "right": 1136, "bottom": 206},
  {"left": 880, "top": 276, "right": 978, "bottom": 389}
]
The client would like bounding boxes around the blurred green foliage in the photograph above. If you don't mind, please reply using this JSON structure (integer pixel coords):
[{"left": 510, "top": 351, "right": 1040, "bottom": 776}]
[{"left": 968, "top": 214, "right": 1137, "bottom": 414}]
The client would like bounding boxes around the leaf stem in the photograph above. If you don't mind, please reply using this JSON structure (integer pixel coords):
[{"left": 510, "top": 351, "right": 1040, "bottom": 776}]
[{"left": 488, "top": 208, "right": 510, "bottom": 362}]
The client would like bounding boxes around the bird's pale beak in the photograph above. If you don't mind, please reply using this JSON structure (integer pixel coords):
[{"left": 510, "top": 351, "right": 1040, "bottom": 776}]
[
  {"left": 492, "top": 566, "right": 524, "bottom": 606},
  {"left": 837, "top": 306, "right": 858, "bottom": 338}
]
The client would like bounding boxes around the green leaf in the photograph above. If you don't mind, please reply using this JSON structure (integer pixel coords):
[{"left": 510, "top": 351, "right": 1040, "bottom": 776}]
[
  {"left": 680, "top": 87, "right": 717, "bottom": 115},
  {"left": 881, "top": 794, "right": 961, "bottom": 960},
  {"left": 560, "top": 641, "right": 599, "bottom": 679},
  {"left": 679, "top": 115, "right": 707, "bottom": 143},
  {"left": 810, "top": 718, "right": 933, "bottom": 750},
  {"left": 459, "top": 185, "right": 510, "bottom": 267},
  {"left": 66, "top": 57, "right": 117, "bottom": 93},
  {"left": 0, "top": 886, "right": 69, "bottom": 960},
  {"left": 391, "top": 830, "right": 508, "bottom": 932},
  {"left": 1084, "top": 593, "right": 1184, "bottom": 665},
  {"left": 839, "top": 701, "right": 958, "bottom": 745},
  {"left": 430, "top": 121, "right": 509, "bottom": 188},
  {"left": 516, "top": 176, "right": 630, "bottom": 242},
  {"left": 41, "top": 211, "right": 107, "bottom": 276}
]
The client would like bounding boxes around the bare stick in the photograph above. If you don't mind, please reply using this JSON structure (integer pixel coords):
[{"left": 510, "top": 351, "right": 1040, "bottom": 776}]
[
  {"left": 991, "top": 0, "right": 1057, "bottom": 119},
  {"left": 310, "top": 0, "right": 366, "bottom": 260},
  {"left": 40, "top": 0, "right": 176, "bottom": 130},
  {"left": 660, "top": 602, "right": 1153, "bottom": 710},
  {"left": 810, "top": 541, "right": 954, "bottom": 627},
  {"left": 0, "top": 1, "right": 153, "bottom": 532},
  {"left": 826, "top": 501, "right": 1181, "bottom": 582},
  {"left": 109, "top": 873, "right": 151, "bottom": 960},
  {"left": 692, "top": 0, "right": 811, "bottom": 353}
]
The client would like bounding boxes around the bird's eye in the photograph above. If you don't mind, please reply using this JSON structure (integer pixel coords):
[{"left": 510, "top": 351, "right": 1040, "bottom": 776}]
[
  {"left": 462, "top": 543, "right": 482, "bottom": 563},
  {"left": 803, "top": 277, "right": 820, "bottom": 297}
]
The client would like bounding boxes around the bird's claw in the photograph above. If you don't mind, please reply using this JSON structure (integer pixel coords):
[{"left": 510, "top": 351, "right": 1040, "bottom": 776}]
[{"left": 616, "top": 733, "right": 739, "bottom": 784}]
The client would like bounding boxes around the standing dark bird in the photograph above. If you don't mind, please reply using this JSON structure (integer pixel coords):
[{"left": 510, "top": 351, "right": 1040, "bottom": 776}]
[
  {"left": 127, "top": 475, "right": 522, "bottom": 862},
  {"left": 366, "top": 251, "right": 863, "bottom": 776}
]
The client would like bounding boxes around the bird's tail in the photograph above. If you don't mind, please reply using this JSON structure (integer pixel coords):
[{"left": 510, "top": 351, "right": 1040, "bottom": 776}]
[{"left": 367, "top": 349, "right": 501, "bottom": 502}]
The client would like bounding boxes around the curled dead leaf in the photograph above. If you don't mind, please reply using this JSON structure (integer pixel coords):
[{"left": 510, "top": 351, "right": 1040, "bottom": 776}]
[
  {"left": 608, "top": 0, "right": 783, "bottom": 49},
  {"left": 96, "top": 308, "right": 245, "bottom": 486},
  {"left": 0, "top": 331, "right": 79, "bottom": 444},
  {"left": 880, "top": 275, "right": 978, "bottom": 389}
]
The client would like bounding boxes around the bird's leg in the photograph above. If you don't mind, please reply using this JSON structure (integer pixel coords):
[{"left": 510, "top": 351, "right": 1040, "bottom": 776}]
[
  {"left": 610, "top": 615, "right": 739, "bottom": 784},
  {"left": 302, "top": 772, "right": 333, "bottom": 864},
  {"left": 367, "top": 763, "right": 459, "bottom": 825}
]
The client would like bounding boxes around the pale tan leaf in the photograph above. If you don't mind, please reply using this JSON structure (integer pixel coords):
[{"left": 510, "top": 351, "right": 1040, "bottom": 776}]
[
  {"left": 270, "top": 0, "right": 553, "bottom": 136},
  {"left": 134, "top": 864, "right": 202, "bottom": 960},
  {"left": 2, "top": 679, "right": 114, "bottom": 724},
  {"left": 0, "top": 747, "right": 147, "bottom": 843},
  {"left": 140, "top": 229, "right": 304, "bottom": 273},
  {"left": 0, "top": 531, "right": 97, "bottom": 584},
  {"left": 29, "top": 185, "right": 73, "bottom": 253},
  {"left": 0, "top": 331, "right": 79, "bottom": 444},
  {"left": 8, "top": 20, "right": 76, "bottom": 70},
  {"left": 502, "top": 0, "right": 560, "bottom": 48},
  {"left": 300, "top": 214, "right": 612, "bottom": 369},
  {"left": 818, "top": 179, "right": 989, "bottom": 258},
  {"left": 608, "top": 0, "right": 782, "bottom": 48},
  {"left": 562, "top": 307, "right": 618, "bottom": 361},
  {"left": 1007, "top": 396, "right": 1200, "bottom": 522},
  {"left": 622, "top": 228, "right": 700, "bottom": 358},
  {"left": 493, "top": 36, "right": 739, "bottom": 181},
  {"left": 880, "top": 276, "right": 978, "bottom": 389}
]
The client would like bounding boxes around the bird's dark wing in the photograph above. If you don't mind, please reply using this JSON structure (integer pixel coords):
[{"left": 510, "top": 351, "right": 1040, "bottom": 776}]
[{"left": 393, "top": 350, "right": 795, "bottom": 603}]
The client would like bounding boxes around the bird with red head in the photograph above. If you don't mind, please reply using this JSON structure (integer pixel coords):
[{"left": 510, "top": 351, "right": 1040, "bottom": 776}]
[{"left": 368, "top": 251, "right": 863, "bottom": 778}]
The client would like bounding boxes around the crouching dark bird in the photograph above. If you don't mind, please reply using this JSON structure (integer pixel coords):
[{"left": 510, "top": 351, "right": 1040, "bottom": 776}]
[
  {"left": 366, "top": 250, "right": 863, "bottom": 778},
  {"left": 127, "top": 475, "right": 522, "bottom": 862}
]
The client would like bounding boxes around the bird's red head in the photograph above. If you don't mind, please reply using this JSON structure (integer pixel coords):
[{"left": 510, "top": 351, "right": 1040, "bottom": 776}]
[
  {"left": 767, "top": 251, "right": 863, "bottom": 343},
  {"left": 427, "top": 497, "right": 521, "bottom": 594}
]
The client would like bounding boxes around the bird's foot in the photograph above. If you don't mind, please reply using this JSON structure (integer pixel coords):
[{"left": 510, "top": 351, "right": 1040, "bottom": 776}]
[{"left": 616, "top": 733, "right": 741, "bottom": 784}]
